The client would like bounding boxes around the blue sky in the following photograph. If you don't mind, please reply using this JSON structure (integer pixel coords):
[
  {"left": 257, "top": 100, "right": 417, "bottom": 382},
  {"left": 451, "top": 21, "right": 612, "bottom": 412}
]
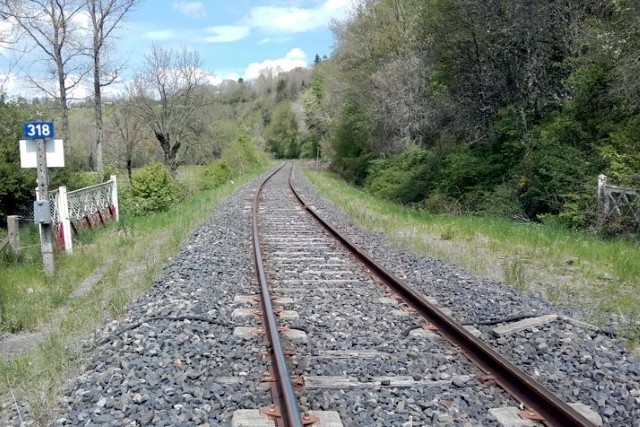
[{"left": 0, "top": 0, "right": 352, "bottom": 98}]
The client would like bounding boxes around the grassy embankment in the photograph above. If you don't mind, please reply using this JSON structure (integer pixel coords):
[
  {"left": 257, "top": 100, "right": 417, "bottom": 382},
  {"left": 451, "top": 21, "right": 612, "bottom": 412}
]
[
  {"left": 0, "top": 165, "right": 266, "bottom": 424},
  {"left": 306, "top": 168, "right": 640, "bottom": 346}
]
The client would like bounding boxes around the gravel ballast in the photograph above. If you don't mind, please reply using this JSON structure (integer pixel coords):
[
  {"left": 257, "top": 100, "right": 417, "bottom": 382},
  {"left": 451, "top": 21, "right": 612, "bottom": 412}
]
[
  {"left": 292, "top": 166, "right": 640, "bottom": 426},
  {"left": 28, "top": 164, "right": 640, "bottom": 426}
]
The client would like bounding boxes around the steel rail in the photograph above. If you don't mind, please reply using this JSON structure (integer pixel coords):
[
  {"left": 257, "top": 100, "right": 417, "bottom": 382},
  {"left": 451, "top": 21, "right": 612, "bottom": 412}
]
[
  {"left": 252, "top": 164, "right": 304, "bottom": 427},
  {"left": 287, "top": 167, "right": 596, "bottom": 427}
]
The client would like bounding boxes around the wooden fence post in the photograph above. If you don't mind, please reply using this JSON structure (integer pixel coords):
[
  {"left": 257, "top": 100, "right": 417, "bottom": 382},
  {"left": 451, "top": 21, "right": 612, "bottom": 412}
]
[{"left": 8, "top": 215, "right": 20, "bottom": 254}]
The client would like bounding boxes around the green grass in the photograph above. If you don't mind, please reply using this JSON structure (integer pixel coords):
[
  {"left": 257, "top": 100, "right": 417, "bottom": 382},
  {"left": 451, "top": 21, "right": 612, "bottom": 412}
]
[
  {"left": 305, "top": 168, "right": 640, "bottom": 342},
  {"left": 0, "top": 164, "right": 268, "bottom": 425},
  {"left": 0, "top": 226, "right": 102, "bottom": 332}
]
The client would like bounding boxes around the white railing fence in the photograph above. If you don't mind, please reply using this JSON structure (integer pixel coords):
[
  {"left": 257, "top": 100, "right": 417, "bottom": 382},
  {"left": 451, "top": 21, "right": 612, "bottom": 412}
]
[
  {"left": 597, "top": 174, "right": 639, "bottom": 231},
  {"left": 44, "top": 175, "right": 119, "bottom": 254}
]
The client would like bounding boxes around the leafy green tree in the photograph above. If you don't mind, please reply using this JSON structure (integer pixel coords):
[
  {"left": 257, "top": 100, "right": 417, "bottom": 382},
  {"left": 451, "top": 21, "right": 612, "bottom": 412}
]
[
  {"left": 0, "top": 101, "right": 36, "bottom": 227},
  {"left": 265, "top": 102, "right": 300, "bottom": 159},
  {"left": 331, "top": 101, "right": 372, "bottom": 185}
]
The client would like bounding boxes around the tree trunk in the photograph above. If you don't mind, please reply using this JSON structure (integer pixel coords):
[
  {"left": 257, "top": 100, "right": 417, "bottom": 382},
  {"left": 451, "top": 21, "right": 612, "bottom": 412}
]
[
  {"left": 94, "top": 52, "right": 104, "bottom": 174},
  {"left": 57, "top": 53, "right": 71, "bottom": 144},
  {"left": 155, "top": 131, "right": 178, "bottom": 173}
]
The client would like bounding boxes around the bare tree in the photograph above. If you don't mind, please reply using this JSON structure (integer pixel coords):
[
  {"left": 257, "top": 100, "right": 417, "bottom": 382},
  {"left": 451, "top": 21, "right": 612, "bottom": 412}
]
[
  {"left": 84, "top": 0, "right": 140, "bottom": 175},
  {"left": 109, "top": 96, "right": 143, "bottom": 181},
  {"left": 370, "top": 54, "right": 438, "bottom": 153},
  {"left": 2, "top": 0, "right": 85, "bottom": 142},
  {"left": 130, "top": 44, "right": 208, "bottom": 172}
]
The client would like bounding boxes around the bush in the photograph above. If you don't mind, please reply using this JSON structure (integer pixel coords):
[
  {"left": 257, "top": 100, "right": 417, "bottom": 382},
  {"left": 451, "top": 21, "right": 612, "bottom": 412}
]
[
  {"left": 554, "top": 190, "right": 598, "bottom": 230},
  {"left": 125, "top": 163, "right": 181, "bottom": 216},
  {"left": 366, "top": 144, "right": 437, "bottom": 204},
  {"left": 516, "top": 127, "right": 594, "bottom": 219},
  {"left": 199, "top": 162, "right": 232, "bottom": 190},
  {"left": 423, "top": 191, "right": 462, "bottom": 215},
  {"left": 436, "top": 147, "right": 494, "bottom": 199},
  {"left": 222, "top": 133, "right": 268, "bottom": 175},
  {"left": 65, "top": 172, "right": 101, "bottom": 190},
  {"left": 480, "top": 184, "right": 525, "bottom": 218}
]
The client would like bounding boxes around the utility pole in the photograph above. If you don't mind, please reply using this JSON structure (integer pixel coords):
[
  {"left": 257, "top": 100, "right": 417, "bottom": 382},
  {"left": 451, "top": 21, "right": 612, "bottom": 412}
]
[
  {"left": 35, "top": 113, "right": 55, "bottom": 276},
  {"left": 32, "top": 113, "right": 55, "bottom": 276},
  {"left": 19, "top": 113, "right": 61, "bottom": 276}
]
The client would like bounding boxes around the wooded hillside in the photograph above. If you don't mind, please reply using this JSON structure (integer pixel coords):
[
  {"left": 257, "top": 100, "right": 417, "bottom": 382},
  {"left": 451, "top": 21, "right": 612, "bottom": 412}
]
[{"left": 305, "top": 0, "right": 640, "bottom": 232}]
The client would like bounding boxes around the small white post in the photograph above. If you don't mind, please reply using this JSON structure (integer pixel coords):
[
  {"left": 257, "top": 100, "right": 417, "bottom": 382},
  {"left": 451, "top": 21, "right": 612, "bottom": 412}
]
[
  {"left": 57, "top": 186, "right": 73, "bottom": 254},
  {"left": 597, "top": 174, "right": 607, "bottom": 199},
  {"left": 110, "top": 175, "right": 119, "bottom": 222},
  {"left": 598, "top": 174, "right": 609, "bottom": 222}
]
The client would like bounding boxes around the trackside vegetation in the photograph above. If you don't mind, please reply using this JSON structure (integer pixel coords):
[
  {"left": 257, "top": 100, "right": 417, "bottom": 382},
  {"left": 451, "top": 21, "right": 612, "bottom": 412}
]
[
  {"left": 0, "top": 136, "right": 268, "bottom": 425},
  {"left": 302, "top": 0, "right": 640, "bottom": 237}
]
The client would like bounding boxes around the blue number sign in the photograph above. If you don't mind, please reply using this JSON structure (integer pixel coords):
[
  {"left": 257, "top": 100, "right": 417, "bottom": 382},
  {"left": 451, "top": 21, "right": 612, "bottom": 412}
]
[{"left": 23, "top": 122, "right": 55, "bottom": 140}]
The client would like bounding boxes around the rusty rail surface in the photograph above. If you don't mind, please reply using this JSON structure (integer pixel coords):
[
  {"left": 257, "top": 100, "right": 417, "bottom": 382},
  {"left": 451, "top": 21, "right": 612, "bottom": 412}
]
[
  {"left": 287, "top": 166, "right": 595, "bottom": 427},
  {"left": 252, "top": 164, "right": 304, "bottom": 427}
]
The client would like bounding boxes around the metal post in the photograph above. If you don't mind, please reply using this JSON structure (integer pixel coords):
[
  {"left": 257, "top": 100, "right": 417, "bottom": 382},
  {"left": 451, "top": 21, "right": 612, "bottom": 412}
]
[
  {"left": 7, "top": 215, "right": 20, "bottom": 254},
  {"left": 35, "top": 113, "right": 55, "bottom": 276}
]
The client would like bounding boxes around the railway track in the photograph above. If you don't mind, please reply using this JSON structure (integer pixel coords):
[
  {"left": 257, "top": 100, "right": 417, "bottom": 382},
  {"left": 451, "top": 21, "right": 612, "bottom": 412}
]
[
  {"left": 247, "top": 163, "right": 601, "bottom": 426},
  {"left": 51, "top": 163, "right": 639, "bottom": 427}
]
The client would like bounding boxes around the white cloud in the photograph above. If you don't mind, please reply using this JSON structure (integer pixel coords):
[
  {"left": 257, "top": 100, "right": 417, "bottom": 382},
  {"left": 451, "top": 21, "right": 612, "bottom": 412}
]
[
  {"left": 172, "top": 1, "right": 206, "bottom": 19},
  {"left": 245, "top": 0, "right": 352, "bottom": 34},
  {"left": 324, "top": 0, "right": 351, "bottom": 12},
  {"left": 245, "top": 48, "right": 308, "bottom": 79},
  {"left": 143, "top": 30, "right": 178, "bottom": 41},
  {"left": 258, "top": 37, "right": 292, "bottom": 45},
  {"left": 0, "top": 72, "right": 92, "bottom": 100},
  {"left": 71, "top": 10, "right": 92, "bottom": 35},
  {"left": 0, "top": 72, "right": 21, "bottom": 96},
  {"left": 207, "top": 75, "right": 223, "bottom": 86},
  {"left": 0, "top": 20, "right": 14, "bottom": 54},
  {"left": 246, "top": 6, "right": 324, "bottom": 33},
  {"left": 138, "top": 0, "right": 353, "bottom": 47},
  {"left": 202, "top": 25, "right": 250, "bottom": 43}
]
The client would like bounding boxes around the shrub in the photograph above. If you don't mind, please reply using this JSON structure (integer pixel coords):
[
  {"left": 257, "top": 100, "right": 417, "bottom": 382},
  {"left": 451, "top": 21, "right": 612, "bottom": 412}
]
[
  {"left": 480, "top": 183, "right": 525, "bottom": 219},
  {"left": 200, "top": 162, "right": 232, "bottom": 190},
  {"left": 66, "top": 172, "right": 101, "bottom": 190},
  {"left": 555, "top": 190, "right": 598, "bottom": 230},
  {"left": 366, "top": 144, "right": 437, "bottom": 204},
  {"left": 436, "top": 147, "right": 494, "bottom": 199},
  {"left": 125, "top": 163, "right": 181, "bottom": 216},
  {"left": 516, "top": 118, "right": 595, "bottom": 219},
  {"left": 423, "top": 191, "right": 462, "bottom": 215},
  {"left": 222, "top": 133, "right": 268, "bottom": 175}
]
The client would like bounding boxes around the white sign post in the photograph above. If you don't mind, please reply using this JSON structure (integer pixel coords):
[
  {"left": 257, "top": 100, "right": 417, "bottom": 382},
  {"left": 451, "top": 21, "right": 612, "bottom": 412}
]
[{"left": 20, "top": 115, "right": 62, "bottom": 277}]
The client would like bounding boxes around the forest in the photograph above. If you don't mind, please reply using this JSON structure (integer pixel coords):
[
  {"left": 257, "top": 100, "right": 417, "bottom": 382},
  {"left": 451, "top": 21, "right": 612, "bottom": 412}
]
[
  {"left": 1, "top": 0, "right": 640, "bottom": 236},
  {"left": 304, "top": 0, "right": 640, "bottom": 234}
]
